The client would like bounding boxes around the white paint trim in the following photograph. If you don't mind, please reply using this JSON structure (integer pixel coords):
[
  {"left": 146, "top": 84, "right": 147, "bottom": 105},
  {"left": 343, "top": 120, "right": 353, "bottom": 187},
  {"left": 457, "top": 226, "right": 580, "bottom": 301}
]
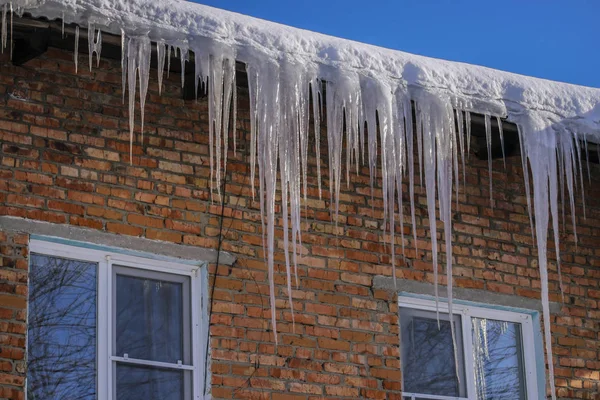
[{"left": 110, "top": 356, "right": 195, "bottom": 371}]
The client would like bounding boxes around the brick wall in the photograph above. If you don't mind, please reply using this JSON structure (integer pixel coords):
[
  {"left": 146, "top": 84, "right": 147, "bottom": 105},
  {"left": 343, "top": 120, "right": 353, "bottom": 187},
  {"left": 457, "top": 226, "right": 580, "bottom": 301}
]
[
  {"left": 0, "top": 47, "right": 599, "bottom": 399},
  {"left": 0, "top": 231, "right": 27, "bottom": 400}
]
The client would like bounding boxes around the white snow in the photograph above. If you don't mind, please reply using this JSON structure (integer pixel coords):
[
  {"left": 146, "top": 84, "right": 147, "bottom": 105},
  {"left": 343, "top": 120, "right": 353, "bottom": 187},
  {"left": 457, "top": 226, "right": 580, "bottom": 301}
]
[{"left": 3, "top": 1, "right": 600, "bottom": 398}]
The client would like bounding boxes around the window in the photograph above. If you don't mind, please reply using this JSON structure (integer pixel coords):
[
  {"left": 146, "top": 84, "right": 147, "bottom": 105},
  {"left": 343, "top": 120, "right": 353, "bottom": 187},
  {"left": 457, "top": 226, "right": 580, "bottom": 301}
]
[
  {"left": 399, "top": 296, "right": 539, "bottom": 400},
  {"left": 27, "top": 239, "right": 209, "bottom": 400}
]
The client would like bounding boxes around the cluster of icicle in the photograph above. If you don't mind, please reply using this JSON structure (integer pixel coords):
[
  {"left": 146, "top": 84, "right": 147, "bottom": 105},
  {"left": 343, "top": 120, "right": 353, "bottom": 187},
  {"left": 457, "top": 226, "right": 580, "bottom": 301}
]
[{"left": 4, "top": 12, "right": 596, "bottom": 400}]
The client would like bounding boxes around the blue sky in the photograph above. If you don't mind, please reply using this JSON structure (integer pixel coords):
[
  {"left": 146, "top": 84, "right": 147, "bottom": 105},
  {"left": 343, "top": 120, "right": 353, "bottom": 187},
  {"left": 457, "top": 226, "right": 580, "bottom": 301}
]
[{"left": 193, "top": 1, "right": 600, "bottom": 88}]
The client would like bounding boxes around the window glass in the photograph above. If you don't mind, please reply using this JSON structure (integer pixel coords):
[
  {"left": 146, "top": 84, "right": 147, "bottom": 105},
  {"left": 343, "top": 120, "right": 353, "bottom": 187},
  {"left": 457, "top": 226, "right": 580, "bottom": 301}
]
[
  {"left": 115, "top": 271, "right": 186, "bottom": 364},
  {"left": 400, "top": 308, "right": 466, "bottom": 397},
  {"left": 27, "top": 254, "right": 97, "bottom": 399},
  {"left": 472, "top": 318, "right": 526, "bottom": 399},
  {"left": 116, "top": 364, "right": 189, "bottom": 400}
]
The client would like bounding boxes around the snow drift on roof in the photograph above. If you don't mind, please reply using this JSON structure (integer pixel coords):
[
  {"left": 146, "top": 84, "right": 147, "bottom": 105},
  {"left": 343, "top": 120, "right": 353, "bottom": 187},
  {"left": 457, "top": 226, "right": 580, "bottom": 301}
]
[{"left": 8, "top": 0, "right": 600, "bottom": 132}]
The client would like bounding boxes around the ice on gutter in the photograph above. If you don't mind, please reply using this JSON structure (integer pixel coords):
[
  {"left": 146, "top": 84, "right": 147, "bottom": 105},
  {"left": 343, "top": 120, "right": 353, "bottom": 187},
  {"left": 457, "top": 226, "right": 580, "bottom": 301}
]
[{"left": 3, "top": 1, "right": 600, "bottom": 398}]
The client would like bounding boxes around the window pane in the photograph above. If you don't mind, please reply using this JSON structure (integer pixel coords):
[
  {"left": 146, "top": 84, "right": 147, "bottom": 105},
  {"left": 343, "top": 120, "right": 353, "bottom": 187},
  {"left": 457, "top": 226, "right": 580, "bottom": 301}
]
[
  {"left": 27, "top": 254, "right": 97, "bottom": 399},
  {"left": 116, "top": 364, "right": 188, "bottom": 400},
  {"left": 400, "top": 308, "right": 466, "bottom": 397},
  {"left": 115, "top": 271, "right": 186, "bottom": 363},
  {"left": 472, "top": 318, "right": 526, "bottom": 399}
]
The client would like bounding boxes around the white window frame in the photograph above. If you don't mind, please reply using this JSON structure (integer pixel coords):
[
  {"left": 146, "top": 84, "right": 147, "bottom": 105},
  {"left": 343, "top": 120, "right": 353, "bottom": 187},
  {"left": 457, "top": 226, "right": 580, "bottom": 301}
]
[
  {"left": 398, "top": 296, "right": 539, "bottom": 400},
  {"left": 28, "top": 238, "right": 209, "bottom": 400}
]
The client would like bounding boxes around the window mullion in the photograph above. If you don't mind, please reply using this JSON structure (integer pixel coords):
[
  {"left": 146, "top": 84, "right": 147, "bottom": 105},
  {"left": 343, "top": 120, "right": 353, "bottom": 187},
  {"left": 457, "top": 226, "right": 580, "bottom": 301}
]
[
  {"left": 192, "top": 268, "right": 204, "bottom": 400},
  {"left": 98, "top": 256, "right": 111, "bottom": 400},
  {"left": 520, "top": 315, "right": 539, "bottom": 400},
  {"left": 107, "top": 257, "right": 116, "bottom": 400},
  {"left": 461, "top": 309, "right": 476, "bottom": 400}
]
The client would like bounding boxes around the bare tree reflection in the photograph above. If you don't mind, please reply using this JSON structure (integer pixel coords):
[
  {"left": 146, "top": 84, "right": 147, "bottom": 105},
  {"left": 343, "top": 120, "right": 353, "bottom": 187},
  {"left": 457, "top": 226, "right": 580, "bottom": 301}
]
[
  {"left": 472, "top": 319, "right": 525, "bottom": 400},
  {"left": 115, "top": 275, "right": 183, "bottom": 363},
  {"left": 400, "top": 310, "right": 465, "bottom": 397},
  {"left": 27, "top": 254, "right": 97, "bottom": 400},
  {"left": 114, "top": 271, "right": 188, "bottom": 399},
  {"left": 116, "top": 365, "right": 184, "bottom": 400}
]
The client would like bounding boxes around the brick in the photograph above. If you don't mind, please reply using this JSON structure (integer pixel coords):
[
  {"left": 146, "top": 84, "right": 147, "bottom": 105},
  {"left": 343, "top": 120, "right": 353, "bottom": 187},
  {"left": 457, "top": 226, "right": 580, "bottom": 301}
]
[
  {"left": 106, "top": 222, "right": 143, "bottom": 236},
  {"left": 145, "top": 229, "right": 182, "bottom": 243}
]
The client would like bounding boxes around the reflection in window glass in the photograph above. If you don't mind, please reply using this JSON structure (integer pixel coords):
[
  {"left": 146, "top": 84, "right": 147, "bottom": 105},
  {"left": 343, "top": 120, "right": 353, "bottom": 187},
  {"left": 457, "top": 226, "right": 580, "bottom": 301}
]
[
  {"left": 27, "top": 254, "right": 97, "bottom": 400},
  {"left": 472, "top": 318, "right": 526, "bottom": 399},
  {"left": 116, "top": 364, "right": 187, "bottom": 400},
  {"left": 400, "top": 308, "right": 466, "bottom": 397},
  {"left": 115, "top": 273, "right": 184, "bottom": 363}
]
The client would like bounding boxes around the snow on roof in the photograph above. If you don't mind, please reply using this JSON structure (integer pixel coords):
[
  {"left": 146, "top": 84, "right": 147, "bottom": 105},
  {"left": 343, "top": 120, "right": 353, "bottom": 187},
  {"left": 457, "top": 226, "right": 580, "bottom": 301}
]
[{"left": 11, "top": 0, "right": 600, "bottom": 135}]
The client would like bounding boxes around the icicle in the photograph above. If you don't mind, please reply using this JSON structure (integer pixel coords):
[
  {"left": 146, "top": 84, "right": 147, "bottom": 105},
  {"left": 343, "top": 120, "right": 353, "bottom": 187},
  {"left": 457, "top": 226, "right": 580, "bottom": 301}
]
[
  {"left": 88, "top": 22, "right": 94, "bottom": 70},
  {"left": 137, "top": 37, "right": 151, "bottom": 144},
  {"left": 180, "top": 47, "right": 188, "bottom": 89},
  {"left": 561, "top": 132, "right": 578, "bottom": 244},
  {"left": 208, "top": 53, "right": 225, "bottom": 199},
  {"left": 310, "top": 78, "right": 322, "bottom": 199},
  {"left": 548, "top": 140, "right": 565, "bottom": 303},
  {"left": 247, "top": 65, "right": 258, "bottom": 199},
  {"left": 1, "top": 4, "right": 7, "bottom": 53},
  {"left": 247, "top": 59, "right": 281, "bottom": 343},
  {"left": 194, "top": 50, "right": 202, "bottom": 100},
  {"left": 0, "top": 3, "right": 8, "bottom": 53},
  {"left": 87, "top": 22, "right": 102, "bottom": 70},
  {"left": 125, "top": 35, "right": 151, "bottom": 161},
  {"left": 452, "top": 110, "right": 459, "bottom": 207},
  {"left": 416, "top": 105, "right": 424, "bottom": 187},
  {"left": 121, "top": 29, "right": 127, "bottom": 104},
  {"left": 232, "top": 71, "right": 237, "bottom": 157},
  {"left": 557, "top": 145, "right": 566, "bottom": 233},
  {"left": 127, "top": 37, "right": 136, "bottom": 163},
  {"left": 413, "top": 90, "right": 460, "bottom": 387},
  {"left": 74, "top": 26, "right": 79, "bottom": 74},
  {"left": 156, "top": 41, "right": 166, "bottom": 95},
  {"left": 520, "top": 113, "right": 559, "bottom": 400},
  {"left": 573, "top": 133, "right": 586, "bottom": 220},
  {"left": 221, "top": 57, "right": 236, "bottom": 188},
  {"left": 583, "top": 135, "right": 591, "bottom": 184},
  {"left": 484, "top": 114, "right": 493, "bottom": 208},
  {"left": 465, "top": 111, "right": 472, "bottom": 158},
  {"left": 496, "top": 116, "right": 506, "bottom": 168},
  {"left": 457, "top": 110, "right": 466, "bottom": 187},
  {"left": 167, "top": 45, "right": 172, "bottom": 78},
  {"left": 517, "top": 125, "right": 535, "bottom": 240},
  {"left": 404, "top": 95, "right": 418, "bottom": 254},
  {"left": 9, "top": 2, "right": 12, "bottom": 60}
]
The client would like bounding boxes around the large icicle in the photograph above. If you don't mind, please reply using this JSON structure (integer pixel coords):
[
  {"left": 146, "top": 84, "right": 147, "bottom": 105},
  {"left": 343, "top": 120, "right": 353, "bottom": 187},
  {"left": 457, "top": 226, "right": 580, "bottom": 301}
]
[
  {"left": 519, "top": 112, "right": 559, "bottom": 400},
  {"left": 125, "top": 35, "right": 151, "bottom": 160},
  {"left": 247, "top": 59, "right": 281, "bottom": 343}
]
